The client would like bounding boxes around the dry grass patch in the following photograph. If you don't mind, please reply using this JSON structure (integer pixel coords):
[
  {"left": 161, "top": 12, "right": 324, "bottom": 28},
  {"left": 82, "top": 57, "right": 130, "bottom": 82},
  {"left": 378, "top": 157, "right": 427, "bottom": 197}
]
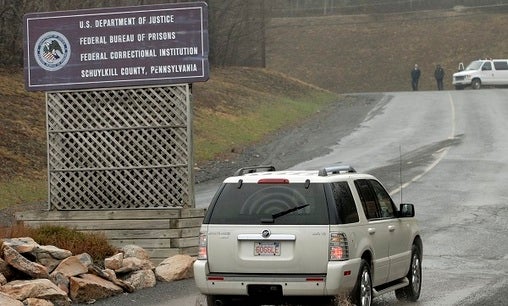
[
  {"left": 1, "top": 223, "right": 118, "bottom": 265},
  {"left": 192, "top": 67, "right": 338, "bottom": 162}
]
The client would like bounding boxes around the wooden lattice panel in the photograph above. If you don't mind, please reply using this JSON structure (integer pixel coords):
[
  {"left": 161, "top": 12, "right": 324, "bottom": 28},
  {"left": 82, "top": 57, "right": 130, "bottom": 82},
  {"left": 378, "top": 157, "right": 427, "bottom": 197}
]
[{"left": 46, "top": 85, "right": 193, "bottom": 210}]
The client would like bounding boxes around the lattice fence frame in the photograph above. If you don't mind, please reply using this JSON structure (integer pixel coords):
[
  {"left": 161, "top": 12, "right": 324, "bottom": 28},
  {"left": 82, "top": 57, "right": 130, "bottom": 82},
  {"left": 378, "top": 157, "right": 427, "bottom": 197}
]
[{"left": 46, "top": 84, "right": 194, "bottom": 210}]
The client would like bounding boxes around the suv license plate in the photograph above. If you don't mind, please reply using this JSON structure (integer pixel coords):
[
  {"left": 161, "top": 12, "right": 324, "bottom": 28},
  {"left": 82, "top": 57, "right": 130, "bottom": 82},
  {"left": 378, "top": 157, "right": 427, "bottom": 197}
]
[{"left": 254, "top": 241, "right": 280, "bottom": 256}]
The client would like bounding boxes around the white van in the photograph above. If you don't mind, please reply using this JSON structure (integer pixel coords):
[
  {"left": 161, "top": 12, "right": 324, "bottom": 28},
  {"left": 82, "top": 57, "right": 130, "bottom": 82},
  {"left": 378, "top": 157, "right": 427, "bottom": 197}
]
[{"left": 452, "top": 59, "right": 508, "bottom": 89}]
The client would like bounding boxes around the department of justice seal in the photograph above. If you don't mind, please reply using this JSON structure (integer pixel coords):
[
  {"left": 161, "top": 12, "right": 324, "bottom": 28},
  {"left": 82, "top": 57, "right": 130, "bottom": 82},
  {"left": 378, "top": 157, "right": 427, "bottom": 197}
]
[{"left": 34, "top": 31, "right": 71, "bottom": 71}]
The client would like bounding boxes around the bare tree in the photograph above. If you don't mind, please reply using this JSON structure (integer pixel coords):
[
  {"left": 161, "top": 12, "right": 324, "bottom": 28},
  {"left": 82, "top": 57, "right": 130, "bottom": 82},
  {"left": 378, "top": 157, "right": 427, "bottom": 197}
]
[
  {"left": 207, "top": 0, "right": 268, "bottom": 67},
  {"left": 1, "top": 0, "right": 269, "bottom": 68},
  {"left": 2, "top": 0, "right": 507, "bottom": 67},
  {"left": 0, "top": 0, "right": 29, "bottom": 66}
]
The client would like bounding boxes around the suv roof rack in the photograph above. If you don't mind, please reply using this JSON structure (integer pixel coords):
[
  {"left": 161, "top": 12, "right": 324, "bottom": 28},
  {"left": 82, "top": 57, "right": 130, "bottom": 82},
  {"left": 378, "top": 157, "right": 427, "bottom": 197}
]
[
  {"left": 318, "top": 165, "right": 356, "bottom": 176},
  {"left": 233, "top": 165, "right": 276, "bottom": 176}
]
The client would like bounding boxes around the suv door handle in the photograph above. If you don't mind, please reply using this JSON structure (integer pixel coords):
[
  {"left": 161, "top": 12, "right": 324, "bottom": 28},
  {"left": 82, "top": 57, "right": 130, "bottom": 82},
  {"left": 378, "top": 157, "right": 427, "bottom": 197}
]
[
  {"left": 368, "top": 228, "right": 376, "bottom": 235},
  {"left": 388, "top": 225, "right": 396, "bottom": 232}
]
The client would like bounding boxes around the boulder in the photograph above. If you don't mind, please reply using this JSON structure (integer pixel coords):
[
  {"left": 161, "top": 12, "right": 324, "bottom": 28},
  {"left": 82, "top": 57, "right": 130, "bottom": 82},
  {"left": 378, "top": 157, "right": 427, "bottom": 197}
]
[
  {"left": 35, "top": 245, "right": 72, "bottom": 260},
  {"left": 0, "top": 272, "right": 6, "bottom": 285},
  {"left": 104, "top": 253, "right": 123, "bottom": 270},
  {"left": 155, "top": 255, "right": 195, "bottom": 282},
  {"left": 33, "top": 251, "right": 61, "bottom": 274},
  {"left": 121, "top": 245, "right": 150, "bottom": 260},
  {"left": 69, "top": 274, "right": 123, "bottom": 303},
  {"left": 24, "top": 297, "right": 55, "bottom": 306},
  {"left": 0, "top": 279, "right": 70, "bottom": 306},
  {"left": 88, "top": 265, "right": 134, "bottom": 293},
  {"left": 115, "top": 257, "right": 154, "bottom": 274},
  {"left": 0, "top": 257, "right": 17, "bottom": 280},
  {"left": 34, "top": 245, "right": 72, "bottom": 273},
  {"left": 1, "top": 237, "right": 39, "bottom": 254},
  {"left": 50, "top": 271, "right": 70, "bottom": 295},
  {"left": 0, "top": 291, "right": 23, "bottom": 306},
  {"left": 121, "top": 269, "right": 156, "bottom": 290},
  {"left": 51, "top": 253, "right": 92, "bottom": 277},
  {"left": 2, "top": 245, "right": 49, "bottom": 279},
  {"left": 0, "top": 238, "right": 169, "bottom": 304}
]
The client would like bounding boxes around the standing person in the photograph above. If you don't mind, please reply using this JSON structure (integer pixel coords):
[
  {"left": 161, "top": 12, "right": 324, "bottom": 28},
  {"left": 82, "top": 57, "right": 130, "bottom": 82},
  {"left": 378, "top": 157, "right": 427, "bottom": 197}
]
[
  {"left": 434, "top": 64, "right": 445, "bottom": 90},
  {"left": 411, "top": 64, "right": 421, "bottom": 91}
]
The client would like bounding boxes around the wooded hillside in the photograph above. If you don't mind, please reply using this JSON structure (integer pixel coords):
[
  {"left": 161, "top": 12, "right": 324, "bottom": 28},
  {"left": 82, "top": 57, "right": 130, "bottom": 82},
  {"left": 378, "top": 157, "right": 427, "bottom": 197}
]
[{"left": 1, "top": 0, "right": 506, "bottom": 67}]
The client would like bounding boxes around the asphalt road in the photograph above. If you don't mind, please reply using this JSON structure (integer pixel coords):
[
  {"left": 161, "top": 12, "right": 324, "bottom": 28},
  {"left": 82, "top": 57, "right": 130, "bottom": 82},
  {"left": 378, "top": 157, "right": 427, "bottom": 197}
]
[{"left": 85, "top": 90, "right": 508, "bottom": 305}]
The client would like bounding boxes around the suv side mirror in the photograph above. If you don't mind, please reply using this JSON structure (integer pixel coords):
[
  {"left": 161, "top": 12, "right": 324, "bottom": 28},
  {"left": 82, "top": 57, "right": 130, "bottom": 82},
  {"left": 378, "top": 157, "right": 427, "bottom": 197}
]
[{"left": 398, "top": 203, "right": 415, "bottom": 218}]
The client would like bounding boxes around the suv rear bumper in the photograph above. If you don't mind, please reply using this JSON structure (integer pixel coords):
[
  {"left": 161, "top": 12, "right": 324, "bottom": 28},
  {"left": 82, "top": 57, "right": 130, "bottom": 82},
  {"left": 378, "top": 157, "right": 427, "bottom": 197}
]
[{"left": 193, "top": 259, "right": 360, "bottom": 296}]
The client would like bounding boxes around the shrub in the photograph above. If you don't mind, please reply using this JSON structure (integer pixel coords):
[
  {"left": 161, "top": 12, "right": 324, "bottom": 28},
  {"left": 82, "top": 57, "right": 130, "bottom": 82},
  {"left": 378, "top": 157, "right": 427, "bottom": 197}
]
[{"left": 0, "top": 223, "right": 118, "bottom": 265}]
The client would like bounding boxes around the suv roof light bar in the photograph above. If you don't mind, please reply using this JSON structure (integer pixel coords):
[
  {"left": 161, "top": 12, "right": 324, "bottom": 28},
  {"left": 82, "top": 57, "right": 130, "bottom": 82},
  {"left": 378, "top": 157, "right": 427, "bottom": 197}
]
[
  {"left": 233, "top": 165, "right": 276, "bottom": 176},
  {"left": 318, "top": 165, "right": 356, "bottom": 176}
]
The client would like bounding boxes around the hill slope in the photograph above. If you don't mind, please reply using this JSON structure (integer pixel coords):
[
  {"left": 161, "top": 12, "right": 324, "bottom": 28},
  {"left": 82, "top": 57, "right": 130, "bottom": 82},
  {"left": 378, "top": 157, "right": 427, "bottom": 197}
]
[
  {"left": 0, "top": 66, "right": 338, "bottom": 207},
  {"left": 267, "top": 10, "right": 508, "bottom": 92},
  {"left": 0, "top": 68, "right": 46, "bottom": 180}
]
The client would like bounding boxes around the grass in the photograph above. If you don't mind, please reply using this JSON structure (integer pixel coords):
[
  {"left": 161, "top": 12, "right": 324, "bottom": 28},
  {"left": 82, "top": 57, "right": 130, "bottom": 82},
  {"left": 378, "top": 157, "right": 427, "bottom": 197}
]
[
  {"left": 0, "top": 224, "right": 118, "bottom": 265},
  {"left": 194, "top": 92, "right": 335, "bottom": 161},
  {"left": 191, "top": 67, "right": 339, "bottom": 163},
  {"left": 0, "top": 178, "right": 47, "bottom": 209}
]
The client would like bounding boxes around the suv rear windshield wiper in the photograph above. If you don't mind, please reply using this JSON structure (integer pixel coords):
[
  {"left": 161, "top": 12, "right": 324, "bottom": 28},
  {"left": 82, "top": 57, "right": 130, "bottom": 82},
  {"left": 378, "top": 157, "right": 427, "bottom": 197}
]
[
  {"left": 261, "top": 204, "right": 310, "bottom": 223},
  {"left": 273, "top": 203, "right": 309, "bottom": 219}
]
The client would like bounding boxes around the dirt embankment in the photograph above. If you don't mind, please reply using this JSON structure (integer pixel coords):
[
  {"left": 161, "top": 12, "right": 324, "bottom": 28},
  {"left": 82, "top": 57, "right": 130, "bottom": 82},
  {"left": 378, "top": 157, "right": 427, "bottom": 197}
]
[{"left": 195, "top": 93, "right": 383, "bottom": 184}]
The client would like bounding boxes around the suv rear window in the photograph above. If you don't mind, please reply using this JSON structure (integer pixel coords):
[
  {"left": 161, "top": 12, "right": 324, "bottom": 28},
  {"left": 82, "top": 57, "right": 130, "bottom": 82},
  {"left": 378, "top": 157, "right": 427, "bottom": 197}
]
[{"left": 207, "top": 183, "right": 329, "bottom": 225}]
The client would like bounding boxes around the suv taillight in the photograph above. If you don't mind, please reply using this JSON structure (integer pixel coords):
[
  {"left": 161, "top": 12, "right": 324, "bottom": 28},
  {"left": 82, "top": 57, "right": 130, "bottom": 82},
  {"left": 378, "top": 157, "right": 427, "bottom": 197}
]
[
  {"left": 329, "top": 232, "right": 349, "bottom": 261},
  {"left": 198, "top": 231, "right": 208, "bottom": 260}
]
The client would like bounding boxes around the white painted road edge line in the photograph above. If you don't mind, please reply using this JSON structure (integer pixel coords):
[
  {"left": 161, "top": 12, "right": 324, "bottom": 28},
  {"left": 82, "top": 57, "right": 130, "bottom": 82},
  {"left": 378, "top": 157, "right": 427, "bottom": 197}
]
[{"left": 390, "top": 92, "right": 456, "bottom": 196}]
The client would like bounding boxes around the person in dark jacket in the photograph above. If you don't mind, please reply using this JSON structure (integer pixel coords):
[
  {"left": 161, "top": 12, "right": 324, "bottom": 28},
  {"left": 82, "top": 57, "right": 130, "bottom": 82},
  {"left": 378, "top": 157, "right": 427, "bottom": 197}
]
[
  {"left": 411, "top": 64, "right": 421, "bottom": 91},
  {"left": 434, "top": 64, "right": 445, "bottom": 90}
]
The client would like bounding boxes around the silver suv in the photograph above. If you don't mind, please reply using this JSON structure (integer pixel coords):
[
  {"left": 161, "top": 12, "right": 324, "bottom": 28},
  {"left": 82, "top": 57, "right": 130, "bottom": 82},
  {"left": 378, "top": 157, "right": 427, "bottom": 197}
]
[{"left": 194, "top": 165, "right": 422, "bottom": 306}]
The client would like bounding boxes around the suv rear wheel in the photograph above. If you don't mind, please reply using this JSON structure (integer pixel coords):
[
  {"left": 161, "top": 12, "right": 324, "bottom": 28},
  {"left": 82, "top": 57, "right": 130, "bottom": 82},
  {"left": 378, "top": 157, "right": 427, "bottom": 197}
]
[
  {"left": 350, "top": 259, "right": 372, "bottom": 306},
  {"left": 395, "top": 244, "right": 422, "bottom": 301}
]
